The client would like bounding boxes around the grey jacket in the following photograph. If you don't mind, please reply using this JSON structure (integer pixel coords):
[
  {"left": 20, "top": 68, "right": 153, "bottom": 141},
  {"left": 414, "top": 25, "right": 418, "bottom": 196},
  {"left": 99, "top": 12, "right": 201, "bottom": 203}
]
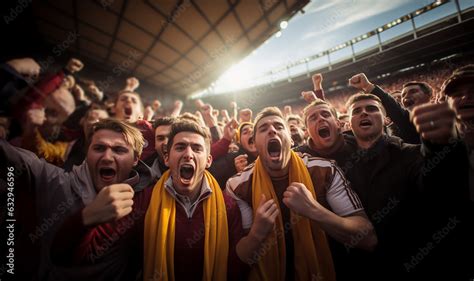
[{"left": 0, "top": 139, "right": 153, "bottom": 280}]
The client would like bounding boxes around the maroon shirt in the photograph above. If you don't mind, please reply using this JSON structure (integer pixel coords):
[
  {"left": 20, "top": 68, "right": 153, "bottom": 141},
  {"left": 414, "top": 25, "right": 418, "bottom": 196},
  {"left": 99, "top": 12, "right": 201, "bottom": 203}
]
[{"left": 174, "top": 192, "right": 248, "bottom": 281}]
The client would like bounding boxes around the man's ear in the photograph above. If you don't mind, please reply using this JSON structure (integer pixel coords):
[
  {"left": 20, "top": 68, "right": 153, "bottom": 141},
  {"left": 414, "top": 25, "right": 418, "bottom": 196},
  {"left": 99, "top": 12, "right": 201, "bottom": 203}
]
[
  {"left": 383, "top": 116, "right": 391, "bottom": 126},
  {"left": 133, "top": 155, "right": 139, "bottom": 166},
  {"left": 206, "top": 154, "right": 213, "bottom": 169},
  {"left": 164, "top": 153, "right": 169, "bottom": 167}
]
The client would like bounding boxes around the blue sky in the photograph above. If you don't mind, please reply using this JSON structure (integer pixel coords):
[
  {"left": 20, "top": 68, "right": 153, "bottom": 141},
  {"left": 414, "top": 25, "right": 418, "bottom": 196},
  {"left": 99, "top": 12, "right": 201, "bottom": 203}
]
[{"left": 195, "top": 0, "right": 473, "bottom": 97}]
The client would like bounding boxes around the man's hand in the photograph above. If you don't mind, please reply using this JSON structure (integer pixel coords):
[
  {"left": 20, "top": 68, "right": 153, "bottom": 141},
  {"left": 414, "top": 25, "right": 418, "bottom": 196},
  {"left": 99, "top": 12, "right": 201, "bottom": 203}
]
[
  {"left": 349, "top": 73, "right": 375, "bottom": 93},
  {"left": 6, "top": 58, "right": 40, "bottom": 78},
  {"left": 223, "top": 118, "right": 238, "bottom": 141},
  {"left": 72, "top": 84, "right": 86, "bottom": 102},
  {"left": 152, "top": 99, "right": 161, "bottom": 111},
  {"left": 87, "top": 84, "right": 104, "bottom": 102},
  {"left": 312, "top": 73, "right": 323, "bottom": 91},
  {"left": 82, "top": 184, "right": 134, "bottom": 226},
  {"left": 195, "top": 99, "right": 205, "bottom": 109},
  {"left": 239, "top": 108, "right": 252, "bottom": 123},
  {"left": 25, "top": 108, "right": 46, "bottom": 127},
  {"left": 301, "top": 91, "right": 317, "bottom": 103},
  {"left": 283, "top": 105, "right": 292, "bottom": 117},
  {"left": 201, "top": 103, "right": 217, "bottom": 128},
  {"left": 125, "top": 77, "right": 140, "bottom": 92},
  {"left": 249, "top": 194, "right": 279, "bottom": 241},
  {"left": 143, "top": 105, "right": 154, "bottom": 121},
  {"left": 411, "top": 102, "right": 456, "bottom": 144},
  {"left": 221, "top": 109, "right": 230, "bottom": 123},
  {"left": 234, "top": 154, "right": 248, "bottom": 173},
  {"left": 66, "top": 58, "right": 84, "bottom": 73},
  {"left": 283, "top": 182, "right": 320, "bottom": 219}
]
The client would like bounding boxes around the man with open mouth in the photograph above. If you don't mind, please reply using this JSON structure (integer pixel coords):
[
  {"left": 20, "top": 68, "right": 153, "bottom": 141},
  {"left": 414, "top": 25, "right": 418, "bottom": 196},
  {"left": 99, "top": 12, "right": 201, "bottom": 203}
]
[
  {"left": 113, "top": 86, "right": 156, "bottom": 164},
  {"left": 209, "top": 121, "right": 259, "bottom": 188},
  {"left": 144, "top": 120, "right": 248, "bottom": 281},
  {"left": 226, "top": 107, "right": 376, "bottom": 281},
  {"left": 1, "top": 119, "right": 155, "bottom": 280}
]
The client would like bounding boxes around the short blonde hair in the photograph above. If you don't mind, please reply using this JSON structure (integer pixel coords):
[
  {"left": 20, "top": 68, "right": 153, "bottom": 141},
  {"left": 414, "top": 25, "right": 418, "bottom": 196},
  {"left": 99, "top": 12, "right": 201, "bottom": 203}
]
[{"left": 88, "top": 118, "right": 144, "bottom": 158}]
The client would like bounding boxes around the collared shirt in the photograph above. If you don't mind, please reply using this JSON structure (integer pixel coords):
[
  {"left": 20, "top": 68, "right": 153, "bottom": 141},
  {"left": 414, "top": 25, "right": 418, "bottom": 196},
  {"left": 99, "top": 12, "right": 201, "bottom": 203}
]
[{"left": 165, "top": 176, "right": 212, "bottom": 218}]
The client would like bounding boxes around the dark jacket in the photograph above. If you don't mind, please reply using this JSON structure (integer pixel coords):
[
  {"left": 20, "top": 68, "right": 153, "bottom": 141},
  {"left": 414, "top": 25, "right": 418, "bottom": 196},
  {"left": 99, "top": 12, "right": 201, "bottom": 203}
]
[
  {"left": 371, "top": 86, "right": 421, "bottom": 144},
  {"left": 208, "top": 145, "right": 257, "bottom": 189},
  {"left": 296, "top": 134, "right": 473, "bottom": 280},
  {"left": 0, "top": 139, "right": 155, "bottom": 280}
]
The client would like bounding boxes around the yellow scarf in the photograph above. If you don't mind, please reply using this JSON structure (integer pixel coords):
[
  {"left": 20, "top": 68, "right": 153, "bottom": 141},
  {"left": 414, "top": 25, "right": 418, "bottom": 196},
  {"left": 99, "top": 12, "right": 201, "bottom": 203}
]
[
  {"left": 249, "top": 150, "right": 336, "bottom": 281},
  {"left": 144, "top": 170, "right": 229, "bottom": 281}
]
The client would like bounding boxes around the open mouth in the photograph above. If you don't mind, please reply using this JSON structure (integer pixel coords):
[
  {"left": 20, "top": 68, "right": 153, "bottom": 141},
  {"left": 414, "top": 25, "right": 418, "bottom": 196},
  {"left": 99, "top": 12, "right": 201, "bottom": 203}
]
[
  {"left": 359, "top": 119, "right": 373, "bottom": 128},
  {"left": 248, "top": 136, "right": 254, "bottom": 145},
  {"left": 318, "top": 126, "right": 331, "bottom": 139},
  {"left": 267, "top": 139, "right": 281, "bottom": 159},
  {"left": 179, "top": 164, "right": 195, "bottom": 184},
  {"left": 124, "top": 107, "right": 132, "bottom": 117},
  {"left": 99, "top": 167, "right": 116, "bottom": 182}
]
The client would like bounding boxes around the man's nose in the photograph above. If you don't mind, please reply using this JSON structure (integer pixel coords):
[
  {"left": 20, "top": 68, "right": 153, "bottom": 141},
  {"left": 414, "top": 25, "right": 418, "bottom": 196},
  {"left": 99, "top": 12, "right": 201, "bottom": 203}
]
[
  {"left": 182, "top": 146, "right": 194, "bottom": 160},
  {"left": 101, "top": 148, "right": 114, "bottom": 161}
]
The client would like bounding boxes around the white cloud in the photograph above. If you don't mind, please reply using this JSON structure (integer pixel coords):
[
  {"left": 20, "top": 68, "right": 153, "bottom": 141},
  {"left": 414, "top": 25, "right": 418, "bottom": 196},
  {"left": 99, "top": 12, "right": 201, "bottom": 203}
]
[{"left": 302, "top": 0, "right": 412, "bottom": 41}]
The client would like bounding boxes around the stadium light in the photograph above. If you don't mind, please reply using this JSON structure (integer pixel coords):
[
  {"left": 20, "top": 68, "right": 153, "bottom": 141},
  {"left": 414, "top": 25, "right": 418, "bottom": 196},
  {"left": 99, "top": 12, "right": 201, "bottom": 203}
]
[
  {"left": 275, "top": 31, "right": 282, "bottom": 38},
  {"left": 280, "top": 20, "right": 288, "bottom": 29}
]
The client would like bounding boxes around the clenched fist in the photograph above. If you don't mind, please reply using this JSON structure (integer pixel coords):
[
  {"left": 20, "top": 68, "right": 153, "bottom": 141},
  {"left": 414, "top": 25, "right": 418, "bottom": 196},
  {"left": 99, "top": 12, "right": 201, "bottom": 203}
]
[
  {"left": 283, "top": 182, "right": 320, "bottom": 219},
  {"left": 66, "top": 58, "right": 84, "bottom": 73},
  {"left": 82, "top": 184, "right": 135, "bottom": 226},
  {"left": 234, "top": 154, "right": 248, "bottom": 173},
  {"left": 349, "top": 73, "right": 374, "bottom": 93},
  {"left": 312, "top": 73, "right": 323, "bottom": 90},
  {"left": 411, "top": 102, "right": 456, "bottom": 144},
  {"left": 125, "top": 77, "right": 140, "bottom": 92},
  {"left": 301, "top": 91, "right": 317, "bottom": 103},
  {"left": 249, "top": 194, "right": 279, "bottom": 241},
  {"left": 7, "top": 57, "right": 40, "bottom": 78},
  {"left": 239, "top": 108, "right": 253, "bottom": 123}
]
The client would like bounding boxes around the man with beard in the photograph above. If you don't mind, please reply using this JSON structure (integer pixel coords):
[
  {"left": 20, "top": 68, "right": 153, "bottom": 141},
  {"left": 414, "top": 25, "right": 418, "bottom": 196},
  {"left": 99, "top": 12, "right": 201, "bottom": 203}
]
[
  {"left": 0, "top": 119, "right": 155, "bottom": 280},
  {"left": 150, "top": 116, "right": 176, "bottom": 180},
  {"left": 286, "top": 114, "right": 306, "bottom": 147},
  {"left": 343, "top": 93, "right": 471, "bottom": 280},
  {"left": 143, "top": 120, "right": 248, "bottom": 281},
  {"left": 209, "top": 122, "right": 258, "bottom": 188},
  {"left": 227, "top": 107, "right": 376, "bottom": 281}
]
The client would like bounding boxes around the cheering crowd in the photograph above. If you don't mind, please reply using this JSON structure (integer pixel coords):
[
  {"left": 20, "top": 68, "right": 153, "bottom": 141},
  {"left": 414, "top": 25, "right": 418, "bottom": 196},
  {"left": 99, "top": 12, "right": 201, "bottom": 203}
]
[{"left": 0, "top": 56, "right": 473, "bottom": 281}]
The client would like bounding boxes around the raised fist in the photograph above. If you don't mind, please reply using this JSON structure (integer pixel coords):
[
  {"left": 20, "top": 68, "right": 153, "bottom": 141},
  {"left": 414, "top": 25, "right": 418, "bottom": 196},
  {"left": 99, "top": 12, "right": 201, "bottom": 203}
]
[
  {"left": 7, "top": 57, "right": 40, "bottom": 78},
  {"left": 239, "top": 108, "right": 253, "bottom": 123},
  {"left": 125, "top": 77, "right": 140, "bottom": 91},
  {"left": 348, "top": 73, "right": 374, "bottom": 93},
  {"left": 301, "top": 91, "right": 317, "bottom": 103},
  {"left": 66, "top": 58, "right": 84, "bottom": 73},
  {"left": 312, "top": 73, "right": 323, "bottom": 90}
]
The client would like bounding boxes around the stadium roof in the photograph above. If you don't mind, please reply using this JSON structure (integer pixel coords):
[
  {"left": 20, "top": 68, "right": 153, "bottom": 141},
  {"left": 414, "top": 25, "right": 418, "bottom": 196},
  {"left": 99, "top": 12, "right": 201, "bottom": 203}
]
[{"left": 32, "top": 0, "right": 308, "bottom": 97}]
